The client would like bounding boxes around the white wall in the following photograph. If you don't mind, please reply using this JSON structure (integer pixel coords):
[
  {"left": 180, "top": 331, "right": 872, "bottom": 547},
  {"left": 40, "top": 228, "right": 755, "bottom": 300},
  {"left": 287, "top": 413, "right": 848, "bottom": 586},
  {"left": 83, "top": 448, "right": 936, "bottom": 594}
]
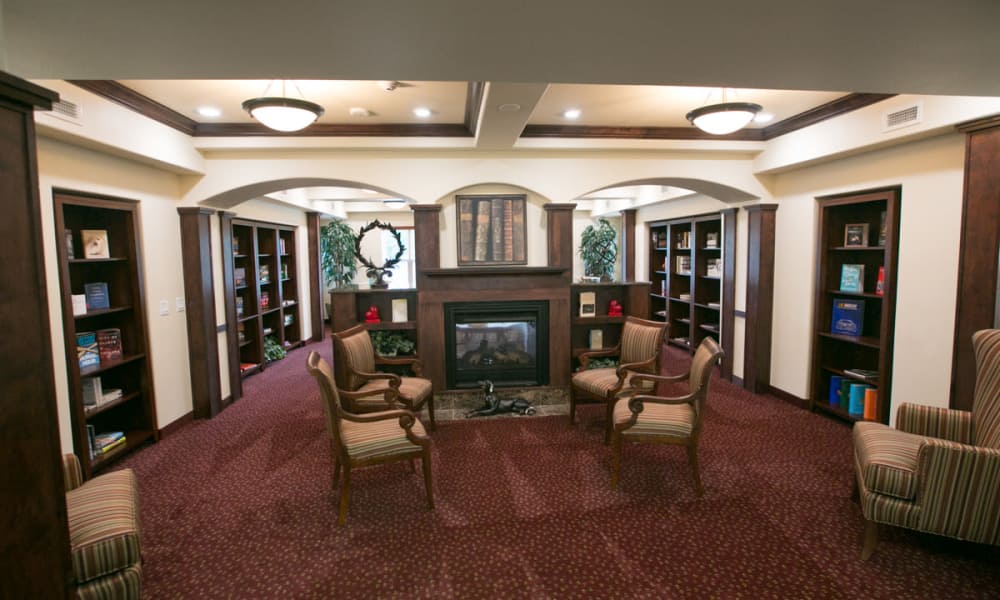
[{"left": 768, "top": 133, "right": 966, "bottom": 423}]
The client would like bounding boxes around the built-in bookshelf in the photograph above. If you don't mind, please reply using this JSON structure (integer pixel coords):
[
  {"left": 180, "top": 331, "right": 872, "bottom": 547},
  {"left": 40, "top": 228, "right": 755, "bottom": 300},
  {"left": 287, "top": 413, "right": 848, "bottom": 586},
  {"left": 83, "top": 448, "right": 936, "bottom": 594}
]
[
  {"left": 226, "top": 218, "right": 303, "bottom": 379},
  {"left": 329, "top": 288, "right": 419, "bottom": 371},
  {"left": 810, "top": 187, "right": 900, "bottom": 424},
  {"left": 53, "top": 190, "right": 158, "bottom": 478},
  {"left": 648, "top": 211, "right": 733, "bottom": 373},
  {"left": 570, "top": 282, "right": 650, "bottom": 371}
]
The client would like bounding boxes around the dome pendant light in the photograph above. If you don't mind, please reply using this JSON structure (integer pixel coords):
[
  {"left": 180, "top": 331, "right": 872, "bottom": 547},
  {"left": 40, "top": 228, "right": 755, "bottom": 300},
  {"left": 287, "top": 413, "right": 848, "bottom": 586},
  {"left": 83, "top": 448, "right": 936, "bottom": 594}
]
[
  {"left": 685, "top": 89, "right": 762, "bottom": 135},
  {"left": 242, "top": 80, "right": 325, "bottom": 132}
]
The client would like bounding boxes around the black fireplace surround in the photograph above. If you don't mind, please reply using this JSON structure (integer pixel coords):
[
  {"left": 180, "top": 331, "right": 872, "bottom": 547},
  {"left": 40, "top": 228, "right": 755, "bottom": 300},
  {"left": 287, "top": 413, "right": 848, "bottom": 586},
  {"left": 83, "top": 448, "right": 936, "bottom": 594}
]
[{"left": 444, "top": 300, "right": 549, "bottom": 389}]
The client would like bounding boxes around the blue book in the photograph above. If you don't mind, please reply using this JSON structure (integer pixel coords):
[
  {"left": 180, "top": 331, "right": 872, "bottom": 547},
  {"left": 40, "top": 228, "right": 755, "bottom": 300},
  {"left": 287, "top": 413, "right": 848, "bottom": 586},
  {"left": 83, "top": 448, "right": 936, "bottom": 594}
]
[
  {"left": 829, "top": 375, "right": 844, "bottom": 407},
  {"left": 849, "top": 384, "right": 871, "bottom": 416},
  {"left": 840, "top": 264, "right": 865, "bottom": 293},
  {"left": 84, "top": 282, "right": 110, "bottom": 311},
  {"left": 76, "top": 331, "right": 100, "bottom": 372},
  {"left": 831, "top": 298, "right": 865, "bottom": 336}
]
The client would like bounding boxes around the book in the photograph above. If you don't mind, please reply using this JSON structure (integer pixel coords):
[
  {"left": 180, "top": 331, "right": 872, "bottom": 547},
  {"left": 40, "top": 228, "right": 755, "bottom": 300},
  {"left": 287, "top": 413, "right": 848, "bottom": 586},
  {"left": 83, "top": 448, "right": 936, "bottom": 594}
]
[
  {"left": 239, "top": 362, "right": 257, "bottom": 373},
  {"left": 849, "top": 383, "right": 871, "bottom": 416},
  {"left": 260, "top": 291, "right": 270, "bottom": 310},
  {"left": 491, "top": 198, "right": 504, "bottom": 261},
  {"left": 839, "top": 378, "right": 852, "bottom": 411},
  {"left": 878, "top": 211, "right": 887, "bottom": 246},
  {"left": 76, "top": 331, "right": 100, "bottom": 372},
  {"left": 65, "top": 229, "right": 75, "bottom": 259},
  {"left": 844, "top": 368, "right": 879, "bottom": 381},
  {"left": 86, "top": 424, "right": 96, "bottom": 459},
  {"left": 284, "top": 313, "right": 294, "bottom": 326},
  {"left": 81, "top": 376, "right": 102, "bottom": 406},
  {"left": 474, "top": 199, "right": 491, "bottom": 261},
  {"left": 392, "top": 298, "right": 408, "bottom": 323},
  {"left": 707, "top": 301, "right": 721, "bottom": 309},
  {"left": 259, "top": 264, "right": 270, "bottom": 283},
  {"left": 512, "top": 199, "right": 526, "bottom": 262},
  {"left": 101, "top": 388, "right": 123, "bottom": 404},
  {"left": 281, "top": 262, "right": 289, "bottom": 280},
  {"left": 875, "top": 266, "right": 885, "bottom": 296},
  {"left": 503, "top": 198, "right": 514, "bottom": 261},
  {"left": 93, "top": 431, "right": 125, "bottom": 449},
  {"left": 828, "top": 375, "right": 843, "bottom": 407},
  {"left": 96, "top": 328, "right": 123, "bottom": 362},
  {"left": 279, "top": 237, "right": 286, "bottom": 255},
  {"left": 72, "top": 294, "right": 87, "bottom": 316},
  {"left": 706, "top": 258, "right": 722, "bottom": 277},
  {"left": 458, "top": 198, "right": 475, "bottom": 262},
  {"left": 704, "top": 232, "right": 719, "bottom": 248},
  {"left": 579, "top": 291, "right": 596, "bottom": 317},
  {"left": 236, "top": 296, "right": 244, "bottom": 317},
  {"left": 589, "top": 329, "right": 603, "bottom": 350},
  {"left": 235, "top": 267, "right": 246, "bottom": 287},
  {"left": 232, "top": 235, "right": 240, "bottom": 254},
  {"left": 676, "top": 255, "right": 691, "bottom": 274},
  {"left": 864, "top": 388, "right": 878, "bottom": 420},
  {"left": 99, "top": 437, "right": 127, "bottom": 454},
  {"left": 831, "top": 298, "right": 865, "bottom": 336},
  {"left": 84, "top": 282, "right": 110, "bottom": 310},
  {"left": 839, "top": 264, "right": 865, "bottom": 293},
  {"left": 81, "top": 229, "right": 110, "bottom": 259}
]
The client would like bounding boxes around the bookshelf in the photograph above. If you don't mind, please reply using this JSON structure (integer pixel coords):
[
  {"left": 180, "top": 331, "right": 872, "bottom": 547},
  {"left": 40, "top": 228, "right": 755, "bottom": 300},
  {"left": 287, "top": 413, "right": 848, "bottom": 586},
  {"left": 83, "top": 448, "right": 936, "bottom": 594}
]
[
  {"left": 227, "top": 218, "right": 304, "bottom": 379},
  {"left": 809, "top": 187, "right": 900, "bottom": 424},
  {"left": 53, "top": 191, "right": 158, "bottom": 478},
  {"left": 648, "top": 211, "right": 732, "bottom": 370},
  {"left": 569, "top": 282, "right": 650, "bottom": 370},
  {"left": 329, "top": 288, "right": 420, "bottom": 371}
]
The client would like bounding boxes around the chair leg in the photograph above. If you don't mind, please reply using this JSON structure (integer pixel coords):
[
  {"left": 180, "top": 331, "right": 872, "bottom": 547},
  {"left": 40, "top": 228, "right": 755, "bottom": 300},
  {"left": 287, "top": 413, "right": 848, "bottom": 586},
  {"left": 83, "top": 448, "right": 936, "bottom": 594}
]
[
  {"left": 861, "top": 519, "right": 878, "bottom": 560},
  {"left": 422, "top": 449, "right": 435, "bottom": 510},
  {"left": 604, "top": 399, "right": 614, "bottom": 444},
  {"left": 686, "top": 444, "right": 703, "bottom": 497},
  {"left": 427, "top": 396, "right": 437, "bottom": 431},
  {"left": 338, "top": 464, "right": 352, "bottom": 526},
  {"left": 332, "top": 456, "right": 341, "bottom": 492},
  {"left": 611, "top": 432, "right": 623, "bottom": 489}
]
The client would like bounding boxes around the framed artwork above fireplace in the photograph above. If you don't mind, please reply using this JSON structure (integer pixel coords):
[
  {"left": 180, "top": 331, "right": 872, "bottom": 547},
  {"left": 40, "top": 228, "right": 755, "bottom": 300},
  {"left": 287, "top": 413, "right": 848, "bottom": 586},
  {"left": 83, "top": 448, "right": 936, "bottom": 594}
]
[{"left": 456, "top": 194, "right": 527, "bottom": 266}]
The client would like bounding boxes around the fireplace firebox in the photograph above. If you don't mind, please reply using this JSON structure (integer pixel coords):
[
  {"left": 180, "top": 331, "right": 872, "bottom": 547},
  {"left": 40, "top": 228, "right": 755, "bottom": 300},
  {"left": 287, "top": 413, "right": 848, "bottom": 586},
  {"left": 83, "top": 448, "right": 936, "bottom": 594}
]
[{"left": 444, "top": 300, "right": 549, "bottom": 389}]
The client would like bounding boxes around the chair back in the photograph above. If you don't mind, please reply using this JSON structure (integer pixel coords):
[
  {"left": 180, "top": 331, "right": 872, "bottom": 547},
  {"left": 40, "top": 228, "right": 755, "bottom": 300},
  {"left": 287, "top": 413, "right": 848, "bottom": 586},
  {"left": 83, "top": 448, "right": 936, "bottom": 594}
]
[
  {"left": 306, "top": 351, "right": 344, "bottom": 447},
  {"left": 332, "top": 324, "right": 377, "bottom": 391},
  {"left": 619, "top": 316, "right": 669, "bottom": 371},
  {"left": 688, "top": 337, "right": 724, "bottom": 420},
  {"left": 972, "top": 329, "right": 1000, "bottom": 448}
]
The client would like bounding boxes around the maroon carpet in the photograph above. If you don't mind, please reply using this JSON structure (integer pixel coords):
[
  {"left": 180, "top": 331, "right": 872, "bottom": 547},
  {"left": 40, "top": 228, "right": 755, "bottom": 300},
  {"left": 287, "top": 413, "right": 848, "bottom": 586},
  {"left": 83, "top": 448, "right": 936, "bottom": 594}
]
[{"left": 120, "top": 337, "right": 999, "bottom": 598}]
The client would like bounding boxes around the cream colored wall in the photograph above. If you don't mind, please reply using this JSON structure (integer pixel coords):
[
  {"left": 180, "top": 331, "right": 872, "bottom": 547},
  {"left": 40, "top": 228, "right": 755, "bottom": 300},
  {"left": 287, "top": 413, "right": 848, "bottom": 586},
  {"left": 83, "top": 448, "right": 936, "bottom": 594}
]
[
  {"left": 768, "top": 133, "right": 966, "bottom": 423},
  {"left": 36, "top": 138, "right": 192, "bottom": 452}
]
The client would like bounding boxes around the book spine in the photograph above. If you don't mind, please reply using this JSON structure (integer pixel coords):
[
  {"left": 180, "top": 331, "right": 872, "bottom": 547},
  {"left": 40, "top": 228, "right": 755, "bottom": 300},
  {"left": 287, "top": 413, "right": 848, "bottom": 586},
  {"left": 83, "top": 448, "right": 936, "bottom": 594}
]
[
  {"left": 863, "top": 388, "right": 878, "bottom": 420},
  {"left": 474, "top": 199, "right": 491, "bottom": 261},
  {"left": 512, "top": 200, "right": 525, "bottom": 262},
  {"left": 829, "top": 375, "right": 843, "bottom": 407},
  {"left": 459, "top": 198, "right": 474, "bottom": 263},
  {"left": 503, "top": 199, "right": 514, "bottom": 261},
  {"left": 490, "top": 198, "right": 504, "bottom": 261},
  {"left": 848, "top": 384, "right": 869, "bottom": 415}
]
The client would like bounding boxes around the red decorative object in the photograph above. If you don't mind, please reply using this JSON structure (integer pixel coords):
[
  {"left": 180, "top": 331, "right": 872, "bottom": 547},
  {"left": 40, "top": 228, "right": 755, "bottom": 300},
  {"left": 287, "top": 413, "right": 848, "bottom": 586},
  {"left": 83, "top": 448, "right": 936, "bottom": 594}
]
[
  {"left": 364, "top": 305, "right": 381, "bottom": 323},
  {"left": 607, "top": 300, "right": 623, "bottom": 317}
]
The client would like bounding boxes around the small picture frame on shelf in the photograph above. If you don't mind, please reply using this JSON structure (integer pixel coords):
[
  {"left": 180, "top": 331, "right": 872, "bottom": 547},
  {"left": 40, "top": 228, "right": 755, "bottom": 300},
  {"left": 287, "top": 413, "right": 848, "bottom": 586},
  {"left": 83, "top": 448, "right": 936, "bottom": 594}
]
[
  {"left": 81, "top": 229, "right": 110, "bottom": 259},
  {"left": 579, "top": 291, "right": 596, "bottom": 318},
  {"left": 705, "top": 232, "right": 719, "bottom": 248},
  {"left": 589, "top": 329, "right": 603, "bottom": 350},
  {"left": 844, "top": 223, "right": 869, "bottom": 247}
]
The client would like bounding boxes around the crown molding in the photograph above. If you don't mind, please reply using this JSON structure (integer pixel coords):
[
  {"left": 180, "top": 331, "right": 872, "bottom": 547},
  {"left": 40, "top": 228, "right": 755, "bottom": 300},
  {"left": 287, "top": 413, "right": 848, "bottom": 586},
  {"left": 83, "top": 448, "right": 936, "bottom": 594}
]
[
  {"left": 69, "top": 80, "right": 198, "bottom": 135},
  {"left": 759, "top": 92, "right": 896, "bottom": 139},
  {"left": 521, "top": 124, "right": 765, "bottom": 141}
]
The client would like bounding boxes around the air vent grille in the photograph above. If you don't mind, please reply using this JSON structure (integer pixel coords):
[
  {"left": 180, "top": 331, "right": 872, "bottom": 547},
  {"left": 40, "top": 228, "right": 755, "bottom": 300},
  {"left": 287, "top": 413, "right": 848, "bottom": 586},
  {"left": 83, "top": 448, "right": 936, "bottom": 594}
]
[
  {"left": 42, "top": 98, "right": 83, "bottom": 124},
  {"left": 883, "top": 103, "right": 922, "bottom": 132}
]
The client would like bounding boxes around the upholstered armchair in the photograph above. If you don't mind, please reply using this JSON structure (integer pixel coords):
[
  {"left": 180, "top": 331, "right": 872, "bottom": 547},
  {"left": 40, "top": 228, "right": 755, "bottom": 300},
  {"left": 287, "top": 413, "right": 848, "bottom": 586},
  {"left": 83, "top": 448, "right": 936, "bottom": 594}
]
[
  {"left": 852, "top": 328, "right": 1000, "bottom": 559},
  {"left": 332, "top": 324, "right": 436, "bottom": 430},
  {"left": 307, "top": 351, "right": 434, "bottom": 525},
  {"left": 611, "top": 337, "right": 723, "bottom": 494},
  {"left": 62, "top": 454, "right": 143, "bottom": 599},
  {"left": 570, "top": 316, "right": 669, "bottom": 442}
]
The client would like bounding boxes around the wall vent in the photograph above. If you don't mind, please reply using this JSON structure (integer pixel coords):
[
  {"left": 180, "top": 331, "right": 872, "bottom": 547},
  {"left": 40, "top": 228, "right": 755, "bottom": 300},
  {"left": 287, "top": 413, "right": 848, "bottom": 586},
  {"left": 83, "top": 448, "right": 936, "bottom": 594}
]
[
  {"left": 883, "top": 103, "right": 922, "bottom": 132},
  {"left": 44, "top": 98, "right": 83, "bottom": 125}
]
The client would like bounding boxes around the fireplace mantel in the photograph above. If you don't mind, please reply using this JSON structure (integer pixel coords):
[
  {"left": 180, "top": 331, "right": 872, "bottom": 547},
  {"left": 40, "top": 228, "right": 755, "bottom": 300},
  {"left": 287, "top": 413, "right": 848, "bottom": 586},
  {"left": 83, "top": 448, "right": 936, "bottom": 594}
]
[{"left": 423, "top": 267, "right": 568, "bottom": 278}]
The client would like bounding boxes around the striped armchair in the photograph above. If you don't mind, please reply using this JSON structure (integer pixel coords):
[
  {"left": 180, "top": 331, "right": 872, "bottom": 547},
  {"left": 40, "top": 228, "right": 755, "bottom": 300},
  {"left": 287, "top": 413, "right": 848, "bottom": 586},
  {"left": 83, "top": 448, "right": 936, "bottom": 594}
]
[
  {"left": 570, "top": 316, "right": 669, "bottom": 443},
  {"left": 332, "top": 324, "right": 436, "bottom": 430},
  {"left": 852, "top": 328, "right": 1000, "bottom": 559},
  {"left": 62, "top": 454, "right": 142, "bottom": 599}
]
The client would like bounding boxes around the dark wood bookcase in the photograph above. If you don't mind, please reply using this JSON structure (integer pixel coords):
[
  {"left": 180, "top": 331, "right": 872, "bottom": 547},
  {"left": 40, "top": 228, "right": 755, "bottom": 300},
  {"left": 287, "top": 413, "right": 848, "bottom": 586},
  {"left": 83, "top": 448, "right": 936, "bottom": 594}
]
[
  {"left": 53, "top": 190, "right": 158, "bottom": 478},
  {"left": 648, "top": 211, "right": 734, "bottom": 374},
  {"left": 569, "top": 282, "right": 650, "bottom": 370},
  {"left": 227, "top": 218, "right": 304, "bottom": 379},
  {"left": 810, "top": 187, "right": 900, "bottom": 424}
]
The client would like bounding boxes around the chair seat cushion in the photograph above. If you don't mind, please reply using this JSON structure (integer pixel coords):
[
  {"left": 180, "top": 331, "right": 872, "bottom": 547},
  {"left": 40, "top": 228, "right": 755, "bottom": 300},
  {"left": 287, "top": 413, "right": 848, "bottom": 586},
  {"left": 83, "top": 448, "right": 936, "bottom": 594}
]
[
  {"left": 854, "top": 421, "right": 926, "bottom": 500},
  {"left": 614, "top": 397, "right": 694, "bottom": 438},
  {"left": 341, "top": 413, "right": 426, "bottom": 461},
  {"left": 573, "top": 368, "right": 652, "bottom": 398},
  {"left": 358, "top": 377, "right": 433, "bottom": 407},
  {"left": 65, "top": 468, "right": 141, "bottom": 584}
]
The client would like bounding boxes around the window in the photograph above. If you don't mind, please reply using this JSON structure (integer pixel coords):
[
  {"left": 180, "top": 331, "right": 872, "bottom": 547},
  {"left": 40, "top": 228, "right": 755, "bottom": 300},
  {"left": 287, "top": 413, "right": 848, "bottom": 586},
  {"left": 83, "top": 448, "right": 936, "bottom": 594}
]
[{"left": 383, "top": 227, "right": 415, "bottom": 289}]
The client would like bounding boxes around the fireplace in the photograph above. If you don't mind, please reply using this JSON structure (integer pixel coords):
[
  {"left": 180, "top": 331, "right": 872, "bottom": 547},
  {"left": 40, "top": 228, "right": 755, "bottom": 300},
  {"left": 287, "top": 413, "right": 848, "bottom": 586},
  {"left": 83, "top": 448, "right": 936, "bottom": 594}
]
[{"left": 444, "top": 300, "right": 549, "bottom": 389}]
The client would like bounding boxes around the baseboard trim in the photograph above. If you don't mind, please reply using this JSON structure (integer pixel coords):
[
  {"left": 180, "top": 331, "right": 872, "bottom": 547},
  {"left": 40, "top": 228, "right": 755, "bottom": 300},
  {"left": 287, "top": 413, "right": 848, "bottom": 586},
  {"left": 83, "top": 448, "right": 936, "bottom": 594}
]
[
  {"left": 160, "top": 411, "right": 194, "bottom": 437},
  {"left": 767, "top": 385, "right": 809, "bottom": 409},
  {"left": 731, "top": 375, "right": 743, "bottom": 387}
]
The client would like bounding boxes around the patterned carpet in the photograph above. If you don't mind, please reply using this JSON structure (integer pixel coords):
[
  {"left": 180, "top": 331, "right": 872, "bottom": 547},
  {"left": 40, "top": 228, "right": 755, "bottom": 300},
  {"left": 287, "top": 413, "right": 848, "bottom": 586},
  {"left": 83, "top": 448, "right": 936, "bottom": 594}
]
[{"left": 121, "top": 336, "right": 1000, "bottom": 598}]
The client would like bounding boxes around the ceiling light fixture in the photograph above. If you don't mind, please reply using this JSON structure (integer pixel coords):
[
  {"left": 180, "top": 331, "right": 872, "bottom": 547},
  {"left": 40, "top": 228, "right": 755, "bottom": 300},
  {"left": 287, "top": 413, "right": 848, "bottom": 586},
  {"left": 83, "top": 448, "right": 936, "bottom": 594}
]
[
  {"left": 382, "top": 198, "right": 407, "bottom": 209},
  {"left": 413, "top": 107, "right": 432, "bottom": 118},
  {"left": 242, "top": 80, "right": 324, "bottom": 132},
  {"left": 562, "top": 108, "right": 581, "bottom": 120},
  {"left": 197, "top": 106, "right": 222, "bottom": 118},
  {"left": 685, "top": 89, "right": 762, "bottom": 135}
]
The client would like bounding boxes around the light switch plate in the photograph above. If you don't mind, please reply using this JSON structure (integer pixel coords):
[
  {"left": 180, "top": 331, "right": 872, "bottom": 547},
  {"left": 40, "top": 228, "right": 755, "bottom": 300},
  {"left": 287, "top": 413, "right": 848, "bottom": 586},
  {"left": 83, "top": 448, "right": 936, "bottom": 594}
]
[
  {"left": 159, "top": 300, "right": 169, "bottom": 316},
  {"left": 176, "top": 296, "right": 185, "bottom": 312}
]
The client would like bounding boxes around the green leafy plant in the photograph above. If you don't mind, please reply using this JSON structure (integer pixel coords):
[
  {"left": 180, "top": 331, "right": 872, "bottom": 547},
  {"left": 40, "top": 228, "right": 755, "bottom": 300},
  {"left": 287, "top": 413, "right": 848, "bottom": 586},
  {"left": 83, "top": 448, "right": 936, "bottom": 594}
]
[
  {"left": 586, "top": 357, "right": 619, "bottom": 370},
  {"left": 370, "top": 331, "right": 415, "bottom": 357},
  {"left": 320, "top": 220, "right": 358, "bottom": 289},
  {"left": 578, "top": 218, "right": 618, "bottom": 281},
  {"left": 263, "top": 335, "right": 287, "bottom": 362}
]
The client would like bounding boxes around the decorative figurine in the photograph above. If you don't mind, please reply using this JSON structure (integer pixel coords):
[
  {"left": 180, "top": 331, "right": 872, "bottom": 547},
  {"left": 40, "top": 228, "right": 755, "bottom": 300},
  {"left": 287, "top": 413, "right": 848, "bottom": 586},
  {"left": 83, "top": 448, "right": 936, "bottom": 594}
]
[
  {"left": 608, "top": 299, "right": 623, "bottom": 317},
  {"left": 364, "top": 305, "right": 381, "bottom": 323}
]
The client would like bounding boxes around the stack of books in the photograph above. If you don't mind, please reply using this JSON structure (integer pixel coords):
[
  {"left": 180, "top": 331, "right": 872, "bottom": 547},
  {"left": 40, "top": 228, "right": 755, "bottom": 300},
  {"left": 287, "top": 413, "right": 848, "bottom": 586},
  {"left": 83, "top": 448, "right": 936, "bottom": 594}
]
[{"left": 90, "top": 430, "right": 126, "bottom": 457}]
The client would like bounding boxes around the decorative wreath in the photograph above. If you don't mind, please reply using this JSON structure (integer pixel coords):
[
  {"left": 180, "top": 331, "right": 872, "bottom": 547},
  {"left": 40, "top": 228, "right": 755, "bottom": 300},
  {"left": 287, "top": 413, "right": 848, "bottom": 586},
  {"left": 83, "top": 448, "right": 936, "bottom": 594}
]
[{"left": 355, "top": 220, "right": 406, "bottom": 285}]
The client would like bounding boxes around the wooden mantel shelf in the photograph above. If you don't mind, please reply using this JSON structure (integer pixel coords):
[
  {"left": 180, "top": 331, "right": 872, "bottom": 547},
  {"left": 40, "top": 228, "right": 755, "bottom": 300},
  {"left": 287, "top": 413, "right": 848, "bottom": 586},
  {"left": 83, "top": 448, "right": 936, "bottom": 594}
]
[{"left": 422, "top": 267, "right": 569, "bottom": 277}]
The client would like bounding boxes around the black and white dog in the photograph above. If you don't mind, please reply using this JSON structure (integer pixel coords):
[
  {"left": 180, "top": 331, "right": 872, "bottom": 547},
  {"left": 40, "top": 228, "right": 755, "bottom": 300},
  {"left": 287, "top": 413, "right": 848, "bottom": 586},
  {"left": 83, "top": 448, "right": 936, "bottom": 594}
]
[{"left": 465, "top": 380, "right": 536, "bottom": 417}]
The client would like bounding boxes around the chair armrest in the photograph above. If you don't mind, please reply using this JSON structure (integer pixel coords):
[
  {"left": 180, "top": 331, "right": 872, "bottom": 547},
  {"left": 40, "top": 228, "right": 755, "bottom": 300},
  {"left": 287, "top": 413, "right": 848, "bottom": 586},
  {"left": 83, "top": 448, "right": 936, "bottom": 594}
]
[
  {"left": 339, "top": 386, "right": 401, "bottom": 412},
  {"left": 62, "top": 454, "right": 83, "bottom": 491},
  {"left": 630, "top": 372, "right": 688, "bottom": 386},
  {"left": 577, "top": 347, "right": 620, "bottom": 370},
  {"left": 896, "top": 403, "right": 972, "bottom": 443},
  {"left": 617, "top": 357, "right": 655, "bottom": 377},
  {"left": 916, "top": 439, "right": 1000, "bottom": 543},
  {"left": 351, "top": 370, "right": 402, "bottom": 388},
  {"left": 375, "top": 355, "right": 424, "bottom": 377},
  {"left": 627, "top": 392, "right": 699, "bottom": 412}
]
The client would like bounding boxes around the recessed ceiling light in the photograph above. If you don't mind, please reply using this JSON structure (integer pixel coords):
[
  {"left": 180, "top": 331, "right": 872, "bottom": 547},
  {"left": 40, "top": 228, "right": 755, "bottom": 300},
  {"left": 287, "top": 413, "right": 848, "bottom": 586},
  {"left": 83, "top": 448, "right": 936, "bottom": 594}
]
[
  {"left": 498, "top": 103, "right": 521, "bottom": 112},
  {"left": 753, "top": 112, "right": 774, "bottom": 123},
  {"left": 349, "top": 107, "right": 373, "bottom": 117},
  {"left": 562, "top": 108, "right": 582, "bottom": 120},
  {"left": 413, "top": 107, "right": 432, "bottom": 118},
  {"left": 197, "top": 106, "right": 222, "bottom": 118}
]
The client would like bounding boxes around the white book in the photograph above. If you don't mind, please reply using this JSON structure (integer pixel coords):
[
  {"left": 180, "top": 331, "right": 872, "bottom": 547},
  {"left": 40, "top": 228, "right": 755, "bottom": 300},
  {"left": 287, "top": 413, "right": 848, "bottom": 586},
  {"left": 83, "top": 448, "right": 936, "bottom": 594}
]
[
  {"left": 82, "top": 377, "right": 102, "bottom": 406},
  {"left": 589, "top": 329, "right": 603, "bottom": 350},
  {"left": 72, "top": 294, "right": 88, "bottom": 316},
  {"left": 392, "top": 298, "right": 408, "bottom": 323}
]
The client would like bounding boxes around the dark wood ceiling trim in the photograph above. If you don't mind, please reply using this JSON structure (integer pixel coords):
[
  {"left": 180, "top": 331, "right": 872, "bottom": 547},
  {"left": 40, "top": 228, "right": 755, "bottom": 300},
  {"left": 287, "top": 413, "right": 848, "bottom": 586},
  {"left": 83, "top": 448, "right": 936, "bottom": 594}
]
[
  {"left": 464, "top": 81, "right": 484, "bottom": 136},
  {"left": 191, "top": 122, "right": 472, "bottom": 137},
  {"left": 520, "top": 124, "right": 765, "bottom": 141},
  {"left": 955, "top": 114, "right": 1000, "bottom": 133},
  {"left": 68, "top": 80, "right": 197, "bottom": 135},
  {"left": 761, "top": 93, "right": 896, "bottom": 139}
]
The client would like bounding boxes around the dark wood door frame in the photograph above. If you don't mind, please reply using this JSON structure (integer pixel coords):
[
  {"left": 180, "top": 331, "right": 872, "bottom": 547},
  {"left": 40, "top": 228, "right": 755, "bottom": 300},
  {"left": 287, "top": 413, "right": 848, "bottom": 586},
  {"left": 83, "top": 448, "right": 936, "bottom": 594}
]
[
  {"left": 306, "top": 212, "right": 324, "bottom": 341},
  {"left": 951, "top": 116, "right": 1000, "bottom": 410},
  {"left": 743, "top": 204, "right": 778, "bottom": 393}
]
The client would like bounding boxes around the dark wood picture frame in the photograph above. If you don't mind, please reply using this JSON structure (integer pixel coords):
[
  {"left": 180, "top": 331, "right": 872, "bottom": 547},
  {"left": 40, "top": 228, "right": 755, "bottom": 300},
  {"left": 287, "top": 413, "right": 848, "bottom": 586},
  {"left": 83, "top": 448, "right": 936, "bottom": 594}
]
[
  {"left": 844, "top": 223, "right": 869, "bottom": 247},
  {"left": 456, "top": 194, "right": 527, "bottom": 266}
]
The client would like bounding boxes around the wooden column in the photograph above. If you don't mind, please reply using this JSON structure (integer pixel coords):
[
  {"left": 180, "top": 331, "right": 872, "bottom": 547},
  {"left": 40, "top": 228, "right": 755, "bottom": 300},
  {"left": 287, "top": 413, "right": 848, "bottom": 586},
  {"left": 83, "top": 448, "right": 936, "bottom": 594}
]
[
  {"left": 0, "top": 73, "right": 71, "bottom": 597},
  {"left": 621, "top": 208, "right": 636, "bottom": 281},
  {"left": 412, "top": 204, "right": 442, "bottom": 281},
  {"left": 178, "top": 207, "right": 223, "bottom": 418},
  {"left": 720, "top": 207, "right": 738, "bottom": 381},
  {"left": 218, "top": 211, "right": 242, "bottom": 402},
  {"left": 743, "top": 204, "right": 778, "bottom": 393},
  {"left": 306, "top": 212, "right": 324, "bottom": 341},
  {"left": 951, "top": 116, "right": 1000, "bottom": 410},
  {"left": 544, "top": 203, "right": 577, "bottom": 277}
]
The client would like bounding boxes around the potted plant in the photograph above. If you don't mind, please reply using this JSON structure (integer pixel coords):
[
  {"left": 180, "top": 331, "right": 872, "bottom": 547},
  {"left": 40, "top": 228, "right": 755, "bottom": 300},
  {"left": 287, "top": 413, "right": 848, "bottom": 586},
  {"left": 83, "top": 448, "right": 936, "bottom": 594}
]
[
  {"left": 370, "top": 331, "right": 415, "bottom": 357},
  {"left": 320, "top": 220, "right": 358, "bottom": 289},
  {"left": 578, "top": 218, "right": 618, "bottom": 281}
]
